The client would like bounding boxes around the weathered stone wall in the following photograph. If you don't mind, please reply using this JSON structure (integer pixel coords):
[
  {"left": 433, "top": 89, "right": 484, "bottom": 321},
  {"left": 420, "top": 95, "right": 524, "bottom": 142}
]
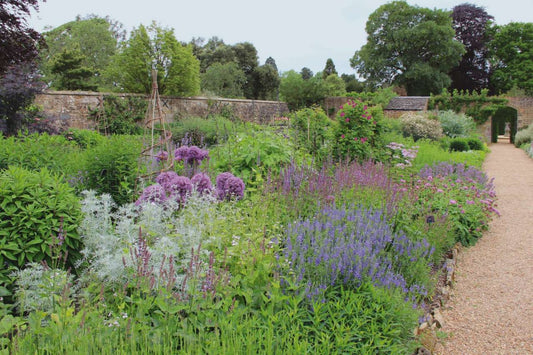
[{"left": 33, "top": 91, "right": 289, "bottom": 129}]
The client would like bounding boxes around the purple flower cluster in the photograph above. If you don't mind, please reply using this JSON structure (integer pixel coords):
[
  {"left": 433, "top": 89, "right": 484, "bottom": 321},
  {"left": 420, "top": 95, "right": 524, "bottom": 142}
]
[
  {"left": 215, "top": 172, "right": 245, "bottom": 201},
  {"left": 191, "top": 172, "right": 213, "bottom": 195},
  {"left": 136, "top": 171, "right": 199, "bottom": 205},
  {"left": 279, "top": 205, "right": 432, "bottom": 302},
  {"left": 136, "top": 170, "right": 245, "bottom": 205},
  {"left": 174, "top": 145, "right": 209, "bottom": 165},
  {"left": 273, "top": 159, "right": 404, "bottom": 215}
]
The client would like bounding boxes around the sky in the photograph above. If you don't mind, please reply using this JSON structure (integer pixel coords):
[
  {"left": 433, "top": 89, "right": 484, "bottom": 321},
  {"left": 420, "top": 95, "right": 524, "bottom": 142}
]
[{"left": 28, "top": 0, "right": 533, "bottom": 76}]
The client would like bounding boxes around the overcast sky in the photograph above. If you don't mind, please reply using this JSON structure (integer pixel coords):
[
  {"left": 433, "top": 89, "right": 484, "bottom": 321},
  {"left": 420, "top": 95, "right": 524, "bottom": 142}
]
[{"left": 28, "top": 0, "right": 533, "bottom": 76}]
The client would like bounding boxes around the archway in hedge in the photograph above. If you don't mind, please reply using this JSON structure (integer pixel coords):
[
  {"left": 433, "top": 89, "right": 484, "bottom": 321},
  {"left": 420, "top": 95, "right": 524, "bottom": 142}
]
[{"left": 491, "top": 106, "right": 518, "bottom": 144}]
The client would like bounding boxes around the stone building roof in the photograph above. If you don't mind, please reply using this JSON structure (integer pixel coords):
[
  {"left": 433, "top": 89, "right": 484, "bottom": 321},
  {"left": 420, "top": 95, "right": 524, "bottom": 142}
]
[{"left": 385, "top": 96, "right": 429, "bottom": 111}]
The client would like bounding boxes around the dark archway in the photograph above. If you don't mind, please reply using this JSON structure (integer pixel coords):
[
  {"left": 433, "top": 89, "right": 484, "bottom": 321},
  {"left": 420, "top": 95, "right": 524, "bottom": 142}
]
[{"left": 491, "top": 106, "right": 518, "bottom": 143}]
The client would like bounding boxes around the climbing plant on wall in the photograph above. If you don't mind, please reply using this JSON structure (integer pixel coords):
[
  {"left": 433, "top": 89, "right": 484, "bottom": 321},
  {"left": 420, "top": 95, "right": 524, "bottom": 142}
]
[{"left": 428, "top": 89, "right": 508, "bottom": 124}]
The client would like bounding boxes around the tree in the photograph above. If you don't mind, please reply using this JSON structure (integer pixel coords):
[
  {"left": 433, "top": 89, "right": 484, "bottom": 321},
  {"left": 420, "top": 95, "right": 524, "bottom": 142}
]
[
  {"left": 251, "top": 63, "right": 280, "bottom": 100},
  {"left": 280, "top": 71, "right": 326, "bottom": 110},
  {"left": 50, "top": 48, "right": 96, "bottom": 91},
  {"left": 449, "top": 4, "right": 494, "bottom": 92},
  {"left": 300, "top": 67, "right": 313, "bottom": 80},
  {"left": 0, "top": 62, "right": 44, "bottom": 134},
  {"left": 323, "top": 74, "right": 346, "bottom": 97},
  {"left": 41, "top": 16, "right": 122, "bottom": 90},
  {"left": 195, "top": 36, "right": 236, "bottom": 73},
  {"left": 106, "top": 22, "right": 200, "bottom": 96},
  {"left": 0, "top": 0, "right": 44, "bottom": 75},
  {"left": 351, "top": 1, "right": 465, "bottom": 95},
  {"left": 232, "top": 42, "right": 259, "bottom": 98},
  {"left": 489, "top": 22, "right": 533, "bottom": 95},
  {"left": 201, "top": 62, "right": 246, "bottom": 98},
  {"left": 265, "top": 57, "right": 278, "bottom": 72},
  {"left": 322, "top": 58, "right": 338, "bottom": 79},
  {"left": 341, "top": 74, "right": 365, "bottom": 93}
]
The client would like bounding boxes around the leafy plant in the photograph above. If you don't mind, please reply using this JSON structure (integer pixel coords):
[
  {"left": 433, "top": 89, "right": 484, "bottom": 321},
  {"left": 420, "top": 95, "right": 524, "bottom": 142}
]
[
  {"left": 0, "top": 167, "right": 82, "bottom": 298},
  {"left": 88, "top": 95, "right": 146, "bottom": 135},
  {"left": 211, "top": 130, "right": 295, "bottom": 189},
  {"left": 168, "top": 115, "right": 242, "bottom": 147},
  {"left": 437, "top": 110, "right": 476, "bottom": 138},
  {"left": 449, "top": 138, "right": 470, "bottom": 152},
  {"left": 62, "top": 128, "right": 105, "bottom": 149},
  {"left": 514, "top": 124, "right": 533, "bottom": 147},
  {"left": 334, "top": 99, "right": 384, "bottom": 161},
  {"left": 81, "top": 135, "right": 142, "bottom": 205},
  {"left": 290, "top": 106, "right": 333, "bottom": 160}
]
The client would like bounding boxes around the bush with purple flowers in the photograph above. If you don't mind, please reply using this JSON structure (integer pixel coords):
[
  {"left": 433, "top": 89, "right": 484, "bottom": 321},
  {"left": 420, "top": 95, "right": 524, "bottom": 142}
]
[
  {"left": 174, "top": 144, "right": 209, "bottom": 176},
  {"left": 279, "top": 205, "right": 433, "bottom": 303}
]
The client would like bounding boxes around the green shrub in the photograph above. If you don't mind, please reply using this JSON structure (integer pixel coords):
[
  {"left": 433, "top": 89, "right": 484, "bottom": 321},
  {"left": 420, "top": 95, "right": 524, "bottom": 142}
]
[
  {"left": 81, "top": 135, "right": 142, "bottom": 205},
  {"left": 466, "top": 137, "right": 484, "bottom": 151},
  {"left": 168, "top": 115, "right": 242, "bottom": 147},
  {"left": 0, "top": 133, "right": 80, "bottom": 173},
  {"left": 290, "top": 107, "right": 333, "bottom": 160},
  {"left": 437, "top": 110, "right": 476, "bottom": 138},
  {"left": 334, "top": 100, "right": 384, "bottom": 161},
  {"left": 0, "top": 167, "right": 82, "bottom": 297},
  {"left": 400, "top": 112, "right": 443, "bottom": 141},
  {"left": 449, "top": 138, "right": 470, "bottom": 152},
  {"left": 211, "top": 130, "right": 297, "bottom": 191},
  {"left": 63, "top": 128, "right": 105, "bottom": 149},
  {"left": 514, "top": 124, "right": 533, "bottom": 147}
]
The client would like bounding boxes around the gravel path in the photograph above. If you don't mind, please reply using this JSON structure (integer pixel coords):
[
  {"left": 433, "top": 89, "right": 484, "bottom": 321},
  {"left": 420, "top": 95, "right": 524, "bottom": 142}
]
[{"left": 434, "top": 142, "right": 533, "bottom": 354}]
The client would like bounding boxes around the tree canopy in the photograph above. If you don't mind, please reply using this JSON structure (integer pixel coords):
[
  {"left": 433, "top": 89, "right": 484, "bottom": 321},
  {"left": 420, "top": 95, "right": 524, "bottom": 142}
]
[
  {"left": 106, "top": 22, "right": 200, "bottom": 96},
  {"left": 351, "top": 1, "right": 465, "bottom": 95},
  {"left": 0, "top": 0, "right": 44, "bottom": 75},
  {"left": 41, "top": 16, "right": 121, "bottom": 90},
  {"left": 489, "top": 22, "right": 533, "bottom": 95},
  {"left": 449, "top": 3, "right": 494, "bottom": 92}
]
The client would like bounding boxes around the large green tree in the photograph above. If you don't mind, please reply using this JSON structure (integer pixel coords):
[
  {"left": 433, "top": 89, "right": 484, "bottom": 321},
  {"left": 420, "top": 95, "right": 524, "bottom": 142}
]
[
  {"left": 50, "top": 48, "right": 96, "bottom": 91},
  {"left": 489, "top": 22, "right": 533, "bottom": 95},
  {"left": 201, "top": 62, "right": 246, "bottom": 98},
  {"left": 41, "top": 16, "right": 121, "bottom": 90},
  {"left": 351, "top": 1, "right": 465, "bottom": 95},
  {"left": 107, "top": 22, "right": 200, "bottom": 96},
  {"left": 279, "top": 71, "right": 327, "bottom": 110}
]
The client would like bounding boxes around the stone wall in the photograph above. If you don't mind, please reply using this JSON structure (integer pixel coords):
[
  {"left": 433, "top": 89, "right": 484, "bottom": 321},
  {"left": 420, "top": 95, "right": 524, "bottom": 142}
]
[
  {"left": 33, "top": 91, "right": 289, "bottom": 129},
  {"left": 506, "top": 97, "right": 533, "bottom": 129}
]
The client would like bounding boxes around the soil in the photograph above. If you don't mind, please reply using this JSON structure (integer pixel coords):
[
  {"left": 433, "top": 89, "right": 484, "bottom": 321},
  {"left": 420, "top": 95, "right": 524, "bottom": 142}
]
[{"left": 434, "top": 142, "right": 533, "bottom": 354}]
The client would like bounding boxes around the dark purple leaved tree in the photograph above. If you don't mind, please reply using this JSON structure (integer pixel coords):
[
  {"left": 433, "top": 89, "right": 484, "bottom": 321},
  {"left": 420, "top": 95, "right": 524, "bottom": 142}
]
[
  {"left": 0, "top": 0, "right": 46, "bottom": 135},
  {"left": 449, "top": 3, "right": 494, "bottom": 93}
]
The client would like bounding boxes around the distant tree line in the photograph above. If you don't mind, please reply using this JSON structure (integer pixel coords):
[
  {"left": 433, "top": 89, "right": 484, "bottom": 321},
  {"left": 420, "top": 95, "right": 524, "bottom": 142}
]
[{"left": 1, "top": 0, "right": 532, "bottom": 135}]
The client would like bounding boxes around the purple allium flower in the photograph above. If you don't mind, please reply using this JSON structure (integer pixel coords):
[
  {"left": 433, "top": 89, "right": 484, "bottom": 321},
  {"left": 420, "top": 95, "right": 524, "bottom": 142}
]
[
  {"left": 174, "top": 146, "right": 190, "bottom": 162},
  {"left": 215, "top": 172, "right": 245, "bottom": 201},
  {"left": 155, "top": 171, "right": 180, "bottom": 191},
  {"left": 167, "top": 176, "right": 192, "bottom": 203},
  {"left": 186, "top": 145, "right": 209, "bottom": 164},
  {"left": 135, "top": 184, "right": 166, "bottom": 206},
  {"left": 191, "top": 172, "right": 213, "bottom": 194}
]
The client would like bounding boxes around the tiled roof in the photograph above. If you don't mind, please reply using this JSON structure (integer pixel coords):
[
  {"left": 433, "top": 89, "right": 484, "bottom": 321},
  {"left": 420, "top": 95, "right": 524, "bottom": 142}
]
[{"left": 385, "top": 96, "right": 429, "bottom": 111}]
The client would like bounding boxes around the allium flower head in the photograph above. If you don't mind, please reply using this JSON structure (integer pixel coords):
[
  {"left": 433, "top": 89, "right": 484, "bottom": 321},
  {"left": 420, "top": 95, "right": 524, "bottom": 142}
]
[
  {"left": 135, "top": 184, "right": 166, "bottom": 206},
  {"left": 174, "top": 146, "right": 189, "bottom": 162},
  {"left": 155, "top": 171, "right": 179, "bottom": 191},
  {"left": 191, "top": 172, "right": 213, "bottom": 194},
  {"left": 215, "top": 172, "right": 245, "bottom": 201},
  {"left": 167, "top": 176, "right": 193, "bottom": 203},
  {"left": 186, "top": 145, "right": 209, "bottom": 164}
]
